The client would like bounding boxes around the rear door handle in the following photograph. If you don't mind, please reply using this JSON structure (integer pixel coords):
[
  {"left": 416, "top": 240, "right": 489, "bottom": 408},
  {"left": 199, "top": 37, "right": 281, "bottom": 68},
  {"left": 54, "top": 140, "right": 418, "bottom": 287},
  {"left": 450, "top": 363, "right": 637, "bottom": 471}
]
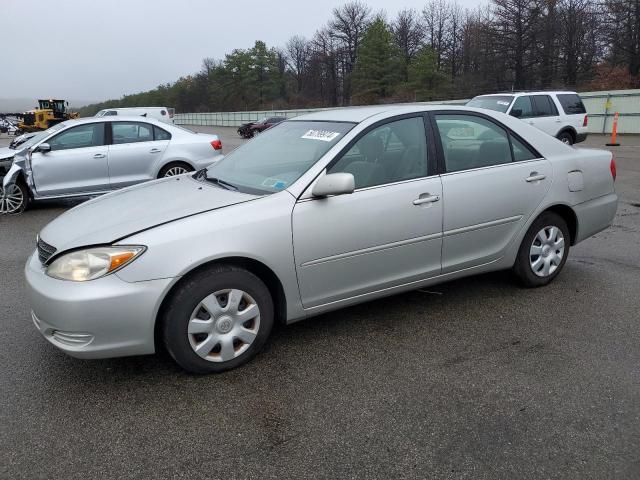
[
  {"left": 526, "top": 172, "right": 546, "bottom": 182},
  {"left": 93, "top": 153, "right": 106, "bottom": 159},
  {"left": 150, "top": 148, "right": 162, "bottom": 153},
  {"left": 413, "top": 194, "right": 440, "bottom": 206}
]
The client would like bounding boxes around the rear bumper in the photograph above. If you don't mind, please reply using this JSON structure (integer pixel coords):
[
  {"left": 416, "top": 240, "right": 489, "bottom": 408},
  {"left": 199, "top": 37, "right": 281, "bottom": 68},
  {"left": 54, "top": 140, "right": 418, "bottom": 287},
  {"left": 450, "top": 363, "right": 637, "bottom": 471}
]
[
  {"left": 574, "top": 192, "right": 618, "bottom": 243},
  {"left": 25, "top": 251, "right": 173, "bottom": 359}
]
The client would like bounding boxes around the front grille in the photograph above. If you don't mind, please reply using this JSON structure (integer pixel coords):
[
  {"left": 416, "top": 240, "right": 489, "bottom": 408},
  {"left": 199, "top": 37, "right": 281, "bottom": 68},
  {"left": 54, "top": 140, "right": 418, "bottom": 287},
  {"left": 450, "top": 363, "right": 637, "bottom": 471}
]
[{"left": 37, "top": 237, "right": 56, "bottom": 265}]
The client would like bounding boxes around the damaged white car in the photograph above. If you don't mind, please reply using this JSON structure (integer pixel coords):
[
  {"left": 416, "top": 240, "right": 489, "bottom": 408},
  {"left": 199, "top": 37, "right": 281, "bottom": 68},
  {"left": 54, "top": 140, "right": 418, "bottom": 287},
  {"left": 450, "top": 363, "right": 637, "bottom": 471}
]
[{"left": 0, "top": 116, "right": 223, "bottom": 214}]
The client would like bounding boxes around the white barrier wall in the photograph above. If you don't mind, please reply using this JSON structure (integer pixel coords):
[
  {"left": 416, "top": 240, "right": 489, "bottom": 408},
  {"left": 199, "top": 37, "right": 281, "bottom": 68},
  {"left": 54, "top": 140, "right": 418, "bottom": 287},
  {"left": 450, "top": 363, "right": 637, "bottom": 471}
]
[{"left": 174, "top": 89, "right": 640, "bottom": 134}]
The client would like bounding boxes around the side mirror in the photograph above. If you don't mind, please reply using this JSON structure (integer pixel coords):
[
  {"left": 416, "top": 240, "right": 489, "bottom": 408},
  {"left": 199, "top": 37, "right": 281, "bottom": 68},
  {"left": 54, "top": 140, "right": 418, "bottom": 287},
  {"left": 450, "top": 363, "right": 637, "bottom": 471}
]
[
  {"left": 510, "top": 109, "right": 523, "bottom": 118},
  {"left": 37, "top": 143, "right": 51, "bottom": 153},
  {"left": 312, "top": 173, "right": 355, "bottom": 197}
]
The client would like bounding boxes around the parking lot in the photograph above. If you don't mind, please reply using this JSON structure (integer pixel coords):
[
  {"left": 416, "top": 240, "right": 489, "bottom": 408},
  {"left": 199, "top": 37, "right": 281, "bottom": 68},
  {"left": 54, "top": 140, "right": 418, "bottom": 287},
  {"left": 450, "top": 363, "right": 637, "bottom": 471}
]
[{"left": 1, "top": 129, "right": 639, "bottom": 478}]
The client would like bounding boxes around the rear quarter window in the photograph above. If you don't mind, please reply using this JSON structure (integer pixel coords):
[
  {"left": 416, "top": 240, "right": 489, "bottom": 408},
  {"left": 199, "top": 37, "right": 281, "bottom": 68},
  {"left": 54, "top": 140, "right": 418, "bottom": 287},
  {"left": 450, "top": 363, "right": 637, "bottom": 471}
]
[{"left": 556, "top": 94, "right": 586, "bottom": 114}]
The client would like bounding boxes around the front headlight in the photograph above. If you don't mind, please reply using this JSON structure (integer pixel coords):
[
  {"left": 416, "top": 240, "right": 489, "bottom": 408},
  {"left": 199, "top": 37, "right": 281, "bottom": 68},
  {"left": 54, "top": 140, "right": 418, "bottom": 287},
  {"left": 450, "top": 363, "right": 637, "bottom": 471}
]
[{"left": 46, "top": 246, "right": 145, "bottom": 282}]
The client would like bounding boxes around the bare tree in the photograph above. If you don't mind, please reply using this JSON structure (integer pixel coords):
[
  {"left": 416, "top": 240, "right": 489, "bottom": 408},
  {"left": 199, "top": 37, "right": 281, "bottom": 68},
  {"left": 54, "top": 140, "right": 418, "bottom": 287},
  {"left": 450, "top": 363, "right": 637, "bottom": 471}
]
[
  {"left": 329, "top": 1, "right": 372, "bottom": 103},
  {"left": 312, "top": 27, "right": 341, "bottom": 106},
  {"left": 448, "top": 2, "right": 464, "bottom": 80},
  {"left": 285, "top": 35, "right": 311, "bottom": 93},
  {"left": 604, "top": 0, "right": 640, "bottom": 76},
  {"left": 491, "top": 0, "right": 542, "bottom": 89},
  {"left": 423, "top": 0, "right": 451, "bottom": 71},
  {"left": 391, "top": 8, "right": 425, "bottom": 81}
]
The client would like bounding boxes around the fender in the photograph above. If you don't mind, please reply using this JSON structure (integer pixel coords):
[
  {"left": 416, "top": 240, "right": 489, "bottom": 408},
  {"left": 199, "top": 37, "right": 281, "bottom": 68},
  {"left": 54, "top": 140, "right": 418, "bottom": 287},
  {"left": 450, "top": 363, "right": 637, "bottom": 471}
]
[{"left": 2, "top": 162, "right": 23, "bottom": 189}]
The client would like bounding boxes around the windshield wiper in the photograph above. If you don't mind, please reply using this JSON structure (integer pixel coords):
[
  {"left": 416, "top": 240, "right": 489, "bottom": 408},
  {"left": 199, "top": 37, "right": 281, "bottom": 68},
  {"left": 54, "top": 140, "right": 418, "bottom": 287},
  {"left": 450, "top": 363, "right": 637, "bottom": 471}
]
[{"left": 195, "top": 169, "right": 238, "bottom": 191}]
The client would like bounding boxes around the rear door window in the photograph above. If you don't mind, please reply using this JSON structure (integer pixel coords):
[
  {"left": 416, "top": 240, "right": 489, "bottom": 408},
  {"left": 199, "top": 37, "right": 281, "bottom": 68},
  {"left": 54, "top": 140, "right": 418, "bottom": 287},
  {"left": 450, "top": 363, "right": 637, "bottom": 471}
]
[
  {"left": 532, "top": 95, "right": 559, "bottom": 117},
  {"left": 435, "top": 114, "right": 512, "bottom": 172},
  {"left": 112, "top": 122, "right": 154, "bottom": 144},
  {"left": 556, "top": 94, "right": 586, "bottom": 114},
  {"left": 510, "top": 96, "right": 534, "bottom": 118}
]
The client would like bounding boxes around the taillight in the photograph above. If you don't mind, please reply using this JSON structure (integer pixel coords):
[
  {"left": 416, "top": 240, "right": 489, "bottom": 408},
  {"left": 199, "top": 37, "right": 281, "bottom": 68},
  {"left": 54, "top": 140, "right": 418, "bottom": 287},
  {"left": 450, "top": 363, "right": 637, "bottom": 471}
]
[
  {"left": 610, "top": 154, "right": 616, "bottom": 181},
  {"left": 583, "top": 115, "right": 588, "bottom": 127},
  {"left": 211, "top": 139, "right": 222, "bottom": 150}
]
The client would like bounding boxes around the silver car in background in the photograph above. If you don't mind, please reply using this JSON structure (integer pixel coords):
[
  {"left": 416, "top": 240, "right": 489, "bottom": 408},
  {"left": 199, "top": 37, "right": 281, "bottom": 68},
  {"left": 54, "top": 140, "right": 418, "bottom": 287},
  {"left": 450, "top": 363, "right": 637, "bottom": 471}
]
[
  {"left": 25, "top": 105, "right": 618, "bottom": 373},
  {"left": 0, "top": 116, "right": 222, "bottom": 214}
]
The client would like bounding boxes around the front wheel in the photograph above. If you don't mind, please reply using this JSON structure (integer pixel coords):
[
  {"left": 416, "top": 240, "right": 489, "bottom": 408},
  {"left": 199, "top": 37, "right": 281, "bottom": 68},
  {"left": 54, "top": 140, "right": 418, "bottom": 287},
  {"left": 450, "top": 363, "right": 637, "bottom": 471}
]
[
  {"left": 160, "top": 265, "right": 274, "bottom": 373},
  {"left": 513, "top": 212, "right": 570, "bottom": 287},
  {"left": 0, "top": 181, "right": 29, "bottom": 214}
]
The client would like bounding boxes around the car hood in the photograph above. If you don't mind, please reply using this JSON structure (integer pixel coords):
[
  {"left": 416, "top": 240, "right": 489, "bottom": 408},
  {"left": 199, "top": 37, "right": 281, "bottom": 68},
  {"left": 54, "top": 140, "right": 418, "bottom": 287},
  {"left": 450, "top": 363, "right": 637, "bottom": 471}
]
[
  {"left": 39, "top": 176, "right": 259, "bottom": 253},
  {"left": 0, "top": 146, "right": 15, "bottom": 161}
]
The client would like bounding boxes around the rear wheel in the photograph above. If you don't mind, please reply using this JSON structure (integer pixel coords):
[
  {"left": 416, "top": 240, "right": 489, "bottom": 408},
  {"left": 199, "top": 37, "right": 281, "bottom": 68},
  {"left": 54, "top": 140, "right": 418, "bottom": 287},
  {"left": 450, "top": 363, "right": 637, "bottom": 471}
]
[
  {"left": 513, "top": 212, "right": 570, "bottom": 287},
  {"left": 160, "top": 265, "right": 274, "bottom": 374},
  {"left": 158, "top": 162, "right": 194, "bottom": 178},
  {"left": 557, "top": 131, "right": 574, "bottom": 145},
  {"left": 0, "top": 181, "right": 29, "bottom": 215}
]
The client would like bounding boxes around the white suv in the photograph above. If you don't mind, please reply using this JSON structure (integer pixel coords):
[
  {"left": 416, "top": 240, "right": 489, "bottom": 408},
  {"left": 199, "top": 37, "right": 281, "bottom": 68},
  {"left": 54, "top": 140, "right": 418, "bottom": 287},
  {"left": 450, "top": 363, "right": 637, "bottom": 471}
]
[{"left": 467, "top": 91, "right": 588, "bottom": 145}]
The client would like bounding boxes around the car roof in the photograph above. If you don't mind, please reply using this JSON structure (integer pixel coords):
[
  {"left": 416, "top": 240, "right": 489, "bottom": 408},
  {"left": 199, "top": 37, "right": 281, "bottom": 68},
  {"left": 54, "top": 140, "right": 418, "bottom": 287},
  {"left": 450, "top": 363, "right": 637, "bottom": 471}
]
[
  {"left": 475, "top": 91, "right": 579, "bottom": 98},
  {"left": 293, "top": 104, "right": 484, "bottom": 123},
  {"left": 65, "top": 115, "right": 166, "bottom": 126}
]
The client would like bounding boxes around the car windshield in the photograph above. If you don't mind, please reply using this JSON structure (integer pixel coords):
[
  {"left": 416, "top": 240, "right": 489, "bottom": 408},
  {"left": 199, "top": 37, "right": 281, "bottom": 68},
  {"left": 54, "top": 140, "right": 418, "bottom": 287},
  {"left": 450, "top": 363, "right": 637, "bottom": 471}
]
[
  {"left": 16, "top": 123, "right": 66, "bottom": 150},
  {"left": 467, "top": 95, "right": 514, "bottom": 113},
  {"left": 202, "top": 120, "right": 354, "bottom": 195}
]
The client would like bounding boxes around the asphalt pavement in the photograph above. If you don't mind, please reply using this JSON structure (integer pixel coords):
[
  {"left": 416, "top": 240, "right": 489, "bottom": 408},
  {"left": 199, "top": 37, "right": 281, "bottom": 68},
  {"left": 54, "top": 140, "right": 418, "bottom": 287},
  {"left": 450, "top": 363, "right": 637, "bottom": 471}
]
[{"left": 0, "top": 130, "right": 639, "bottom": 479}]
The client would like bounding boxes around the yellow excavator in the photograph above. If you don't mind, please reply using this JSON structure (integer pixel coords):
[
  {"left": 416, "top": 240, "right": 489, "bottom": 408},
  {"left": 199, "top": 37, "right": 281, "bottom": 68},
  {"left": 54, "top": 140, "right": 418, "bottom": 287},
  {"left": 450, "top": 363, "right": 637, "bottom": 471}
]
[{"left": 17, "top": 99, "right": 79, "bottom": 133}]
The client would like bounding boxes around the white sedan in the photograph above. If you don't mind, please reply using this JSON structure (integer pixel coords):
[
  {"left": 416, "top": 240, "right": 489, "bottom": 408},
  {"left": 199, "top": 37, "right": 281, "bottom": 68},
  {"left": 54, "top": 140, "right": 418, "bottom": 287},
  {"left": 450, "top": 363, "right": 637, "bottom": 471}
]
[{"left": 0, "top": 116, "right": 222, "bottom": 214}]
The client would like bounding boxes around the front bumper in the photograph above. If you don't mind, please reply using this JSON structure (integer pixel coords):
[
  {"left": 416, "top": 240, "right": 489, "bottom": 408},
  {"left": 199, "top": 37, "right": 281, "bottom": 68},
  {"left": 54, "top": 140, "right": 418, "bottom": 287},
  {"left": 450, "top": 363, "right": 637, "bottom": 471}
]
[{"left": 25, "top": 252, "right": 174, "bottom": 359}]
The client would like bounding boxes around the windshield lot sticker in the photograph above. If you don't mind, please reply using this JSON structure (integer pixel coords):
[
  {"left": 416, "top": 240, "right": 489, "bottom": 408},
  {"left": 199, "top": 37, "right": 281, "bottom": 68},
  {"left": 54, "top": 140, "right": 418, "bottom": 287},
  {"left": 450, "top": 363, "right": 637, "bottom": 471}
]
[
  {"left": 262, "top": 178, "right": 288, "bottom": 189},
  {"left": 497, "top": 101, "right": 510, "bottom": 106},
  {"left": 301, "top": 130, "right": 341, "bottom": 142}
]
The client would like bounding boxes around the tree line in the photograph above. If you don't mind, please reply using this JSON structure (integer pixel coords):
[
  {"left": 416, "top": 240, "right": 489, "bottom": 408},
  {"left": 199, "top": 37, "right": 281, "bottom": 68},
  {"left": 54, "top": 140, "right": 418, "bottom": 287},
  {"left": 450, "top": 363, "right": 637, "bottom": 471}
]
[{"left": 79, "top": 0, "right": 640, "bottom": 116}]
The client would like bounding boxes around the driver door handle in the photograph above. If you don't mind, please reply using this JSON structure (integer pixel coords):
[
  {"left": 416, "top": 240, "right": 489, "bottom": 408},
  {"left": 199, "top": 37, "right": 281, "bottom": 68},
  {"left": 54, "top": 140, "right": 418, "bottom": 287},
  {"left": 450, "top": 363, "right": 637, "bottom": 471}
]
[
  {"left": 413, "top": 193, "right": 440, "bottom": 206},
  {"left": 93, "top": 153, "right": 106, "bottom": 159},
  {"left": 526, "top": 172, "right": 546, "bottom": 182},
  {"left": 150, "top": 148, "right": 162, "bottom": 153}
]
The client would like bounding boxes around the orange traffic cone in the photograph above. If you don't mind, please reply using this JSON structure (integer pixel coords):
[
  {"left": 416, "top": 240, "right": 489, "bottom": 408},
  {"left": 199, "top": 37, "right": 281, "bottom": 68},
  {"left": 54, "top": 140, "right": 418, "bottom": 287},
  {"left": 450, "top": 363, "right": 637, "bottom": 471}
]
[{"left": 606, "top": 112, "right": 620, "bottom": 146}]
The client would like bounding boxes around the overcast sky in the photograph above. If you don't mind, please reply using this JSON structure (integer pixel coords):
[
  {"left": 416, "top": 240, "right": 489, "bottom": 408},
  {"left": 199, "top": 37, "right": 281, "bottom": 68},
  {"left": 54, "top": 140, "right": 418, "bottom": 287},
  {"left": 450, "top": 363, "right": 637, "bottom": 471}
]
[{"left": 2, "top": 0, "right": 483, "bottom": 104}]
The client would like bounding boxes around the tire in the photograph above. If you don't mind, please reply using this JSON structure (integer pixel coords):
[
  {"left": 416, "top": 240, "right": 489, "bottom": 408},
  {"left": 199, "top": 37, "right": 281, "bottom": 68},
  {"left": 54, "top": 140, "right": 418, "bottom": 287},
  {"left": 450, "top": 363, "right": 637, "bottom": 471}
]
[
  {"left": 160, "top": 265, "right": 274, "bottom": 374},
  {"left": 251, "top": 129, "right": 260, "bottom": 138},
  {"left": 513, "top": 212, "right": 570, "bottom": 287},
  {"left": 0, "top": 180, "right": 29, "bottom": 215},
  {"left": 557, "top": 131, "right": 574, "bottom": 145},
  {"left": 158, "top": 162, "right": 194, "bottom": 178}
]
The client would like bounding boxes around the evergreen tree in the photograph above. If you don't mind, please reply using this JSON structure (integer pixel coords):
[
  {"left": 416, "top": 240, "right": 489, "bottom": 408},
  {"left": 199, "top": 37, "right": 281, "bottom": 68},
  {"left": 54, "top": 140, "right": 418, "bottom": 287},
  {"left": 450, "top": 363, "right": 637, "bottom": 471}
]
[{"left": 351, "top": 18, "right": 401, "bottom": 103}]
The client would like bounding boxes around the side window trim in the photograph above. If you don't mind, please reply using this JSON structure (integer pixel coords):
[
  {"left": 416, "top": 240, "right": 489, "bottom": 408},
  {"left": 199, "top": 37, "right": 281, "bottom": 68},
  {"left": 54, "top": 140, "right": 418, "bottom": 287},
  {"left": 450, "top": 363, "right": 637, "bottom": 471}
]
[
  {"left": 324, "top": 112, "right": 436, "bottom": 190},
  {"left": 428, "top": 110, "right": 543, "bottom": 174}
]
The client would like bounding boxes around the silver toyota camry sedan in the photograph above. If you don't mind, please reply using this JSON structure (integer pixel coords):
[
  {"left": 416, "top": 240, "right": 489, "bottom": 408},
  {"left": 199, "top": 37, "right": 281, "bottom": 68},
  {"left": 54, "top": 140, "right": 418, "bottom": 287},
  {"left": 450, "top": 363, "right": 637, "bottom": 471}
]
[
  {"left": 25, "top": 105, "right": 618, "bottom": 373},
  {"left": 1, "top": 116, "right": 222, "bottom": 214}
]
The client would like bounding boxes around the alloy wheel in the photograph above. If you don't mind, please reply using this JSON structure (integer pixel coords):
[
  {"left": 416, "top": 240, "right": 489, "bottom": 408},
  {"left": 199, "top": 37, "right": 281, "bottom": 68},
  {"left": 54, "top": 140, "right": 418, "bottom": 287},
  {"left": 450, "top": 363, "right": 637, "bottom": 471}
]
[
  {"left": 187, "top": 289, "right": 261, "bottom": 362},
  {"left": 164, "top": 166, "right": 189, "bottom": 177},
  {"left": 0, "top": 184, "right": 24, "bottom": 214},
  {"left": 529, "top": 226, "right": 565, "bottom": 277}
]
